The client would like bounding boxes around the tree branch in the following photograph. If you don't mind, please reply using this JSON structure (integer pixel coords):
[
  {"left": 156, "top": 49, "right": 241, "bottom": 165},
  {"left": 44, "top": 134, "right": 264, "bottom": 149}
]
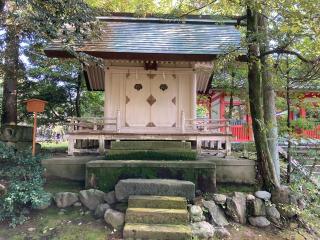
[
  {"left": 179, "top": 0, "right": 218, "bottom": 18},
  {"left": 260, "top": 48, "right": 320, "bottom": 64}
]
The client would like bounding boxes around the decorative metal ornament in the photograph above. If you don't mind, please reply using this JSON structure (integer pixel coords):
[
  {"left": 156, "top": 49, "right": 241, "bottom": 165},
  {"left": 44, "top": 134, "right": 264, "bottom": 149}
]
[
  {"left": 160, "top": 84, "right": 168, "bottom": 91},
  {"left": 134, "top": 83, "right": 143, "bottom": 91},
  {"left": 147, "top": 94, "right": 156, "bottom": 106},
  {"left": 146, "top": 122, "right": 156, "bottom": 127}
]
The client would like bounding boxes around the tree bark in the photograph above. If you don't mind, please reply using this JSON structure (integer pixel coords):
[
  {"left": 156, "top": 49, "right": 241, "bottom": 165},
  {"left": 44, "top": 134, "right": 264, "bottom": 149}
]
[
  {"left": 1, "top": 24, "right": 19, "bottom": 125},
  {"left": 228, "top": 74, "right": 235, "bottom": 119},
  {"left": 286, "top": 57, "right": 292, "bottom": 184},
  {"left": 247, "top": 5, "right": 280, "bottom": 190},
  {"left": 258, "top": 13, "right": 280, "bottom": 181},
  {"left": 75, "top": 72, "right": 82, "bottom": 118}
]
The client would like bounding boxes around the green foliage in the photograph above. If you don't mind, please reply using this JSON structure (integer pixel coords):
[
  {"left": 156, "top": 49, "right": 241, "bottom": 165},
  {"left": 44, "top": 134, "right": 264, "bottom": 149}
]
[
  {"left": 0, "top": 142, "right": 49, "bottom": 227},
  {"left": 291, "top": 118, "right": 315, "bottom": 130},
  {"left": 289, "top": 176, "right": 320, "bottom": 231},
  {"left": 197, "top": 105, "right": 208, "bottom": 118},
  {"left": 40, "top": 141, "right": 68, "bottom": 154}
]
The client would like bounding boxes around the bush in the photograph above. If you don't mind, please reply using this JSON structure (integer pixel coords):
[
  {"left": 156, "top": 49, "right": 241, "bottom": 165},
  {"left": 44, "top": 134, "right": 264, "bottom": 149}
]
[{"left": 0, "top": 142, "right": 50, "bottom": 227}]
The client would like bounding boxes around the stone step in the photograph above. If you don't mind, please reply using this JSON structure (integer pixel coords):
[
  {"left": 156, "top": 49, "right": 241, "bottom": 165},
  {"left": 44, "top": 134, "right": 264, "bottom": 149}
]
[
  {"left": 115, "top": 179, "right": 195, "bottom": 201},
  {"left": 123, "top": 223, "right": 192, "bottom": 240},
  {"left": 111, "top": 141, "right": 191, "bottom": 150},
  {"left": 125, "top": 208, "right": 189, "bottom": 224},
  {"left": 128, "top": 195, "right": 187, "bottom": 209}
]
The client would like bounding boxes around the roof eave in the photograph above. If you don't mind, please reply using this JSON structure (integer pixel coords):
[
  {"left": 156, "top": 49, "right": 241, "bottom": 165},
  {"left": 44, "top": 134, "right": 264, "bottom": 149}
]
[{"left": 44, "top": 49, "right": 222, "bottom": 62}]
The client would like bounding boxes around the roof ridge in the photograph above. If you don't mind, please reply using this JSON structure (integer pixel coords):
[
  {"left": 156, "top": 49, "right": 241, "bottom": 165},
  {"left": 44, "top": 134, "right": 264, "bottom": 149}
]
[{"left": 97, "top": 14, "right": 239, "bottom": 25}]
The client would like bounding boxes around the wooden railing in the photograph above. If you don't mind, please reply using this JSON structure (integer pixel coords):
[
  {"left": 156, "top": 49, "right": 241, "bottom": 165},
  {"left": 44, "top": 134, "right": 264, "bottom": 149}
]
[
  {"left": 68, "top": 110, "right": 121, "bottom": 133},
  {"left": 181, "top": 111, "right": 231, "bottom": 134}
]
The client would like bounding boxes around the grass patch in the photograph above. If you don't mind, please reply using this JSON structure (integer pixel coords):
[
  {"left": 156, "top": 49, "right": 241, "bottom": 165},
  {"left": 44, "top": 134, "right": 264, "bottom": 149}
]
[
  {"left": 40, "top": 141, "right": 68, "bottom": 154},
  {"left": 0, "top": 207, "right": 108, "bottom": 240}
]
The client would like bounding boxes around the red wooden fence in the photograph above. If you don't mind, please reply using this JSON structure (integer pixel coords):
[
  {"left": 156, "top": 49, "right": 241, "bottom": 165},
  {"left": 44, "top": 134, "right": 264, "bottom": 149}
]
[
  {"left": 303, "top": 122, "right": 320, "bottom": 139},
  {"left": 231, "top": 125, "right": 251, "bottom": 142}
]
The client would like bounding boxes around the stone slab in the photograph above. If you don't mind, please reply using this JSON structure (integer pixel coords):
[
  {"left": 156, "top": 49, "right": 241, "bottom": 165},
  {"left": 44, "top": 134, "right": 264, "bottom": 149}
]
[
  {"left": 111, "top": 141, "right": 192, "bottom": 150},
  {"left": 128, "top": 195, "right": 187, "bottom": 209},
  {"left": 106, "top": 149, "right": 197, "bottom": 160},
  {"left": 115, "top": 179, "right": 195, "bottom": 201},
  {"left": 123, "top": 223, "right": 192, "bottom": 240},
  {"left": 126, "top": 208, "right": 189, "bottom": 224}
]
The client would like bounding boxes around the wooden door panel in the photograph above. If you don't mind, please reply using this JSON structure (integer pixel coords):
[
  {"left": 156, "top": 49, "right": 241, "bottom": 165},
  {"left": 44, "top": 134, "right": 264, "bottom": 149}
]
[
  {"left": 150, "top": 74, "right": 178, "bottom": 127},
  {"left": 125, "top": 73, "right": 150, "bottom": 127}
]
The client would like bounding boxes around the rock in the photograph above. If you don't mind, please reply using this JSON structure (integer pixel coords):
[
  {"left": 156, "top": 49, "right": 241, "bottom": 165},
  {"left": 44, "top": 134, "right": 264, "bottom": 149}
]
[
  {"left": 73, "top": 202, "right": 82, "bottom": 207},
  {"left": 54, "top": 192, "right": 79, "bottom": 208},
  {"left": 246, "top": 194, "right": 255, "bottom": 201},
  {"left": 297, "top": 198, "right": 307, "bottom": 210},
  {"left": 203, "top": 200, "right": 229, "bottom": 227},
  {"left": 271, "top": 186, "right": 299, "bottom": 218},
  {"left": 254, "top": 191, "right": 271, "bottom": 201},
  {"left": 104, "top": 209, "right": 125, "bottom": 230},
  {"left": 94, "top": 203, "right": 110, "bottom": 218},
  {"left": 0, "top": 184, "right": 6, "bottom": 196},
  {"left": 115, "top": 179, "right": 195, "bottom": 201},
  {"left": 225, "top": 192, "right": 246, "bottom": 224},
  {"left": 27, "top": 227, "right": 36, "bottom": 232},
  {"left": 104, "top": 191, "right": 117, "bottom": 205},
  {"left": 193, "top": 196, "right": 204, "bottom": 207},
  {"left": 271, "top": 185, "right": 291, "bottom": 204},
  {"left": 79, "top": 189, "right": 107, "bottom": 211},
  {"left": 212, "top": 194, "right": 227, "bottom": 205},
  {"left": 248, "top": 216, "right": 270, "bottom": 227},
  {"left": 266, "top": 204, "right": 281, "bottom": 224},
  {"left": 216, "top": 152, "right": 225, "bottom": 158},
  {"left": 247, "top": 198, "right": 266, "bottom": 216},
  {"left": 190, "top": 205, "right": 205, "bottom": 222},
  {"left": 190, "top": 221, "right": 215, "bottom": 240},
  {"left": 214, "top": 227, "right": 231, "bottom": 239}
]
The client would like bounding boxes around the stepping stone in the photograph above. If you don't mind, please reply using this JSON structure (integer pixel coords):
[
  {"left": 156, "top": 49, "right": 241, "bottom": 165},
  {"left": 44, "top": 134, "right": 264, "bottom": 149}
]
[
  {"left": 123, "top": 223, "right": 192, "bottom": 240},
  {"left": 128, "top": 195, "right": 187, "bottom": 209},
  {"left": 126, "top": 208, "right": 189, "bottom": 225},
  {"left": 115, "top": 179, "right": 195, "bottom": 201}
]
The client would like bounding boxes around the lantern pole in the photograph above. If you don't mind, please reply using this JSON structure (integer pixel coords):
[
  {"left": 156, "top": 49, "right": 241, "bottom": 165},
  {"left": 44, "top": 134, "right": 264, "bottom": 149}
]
[{"left": 32, "top": 112, "right": 37, "bottom": 157}]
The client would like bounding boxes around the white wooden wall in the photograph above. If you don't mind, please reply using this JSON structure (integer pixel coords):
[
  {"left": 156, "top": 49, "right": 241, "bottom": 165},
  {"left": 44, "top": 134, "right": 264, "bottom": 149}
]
[{"left": 104, "top": 64, "right": 195, "bottom": 129}]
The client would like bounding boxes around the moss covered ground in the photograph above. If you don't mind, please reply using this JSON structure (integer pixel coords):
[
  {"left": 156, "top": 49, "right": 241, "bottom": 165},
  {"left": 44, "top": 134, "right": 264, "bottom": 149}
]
[
  {"left": 0, "top": 178, "right": 116, "bottom": 240},
  {"left": 0, "top": 207, "right": 109, "bottom": 240}
]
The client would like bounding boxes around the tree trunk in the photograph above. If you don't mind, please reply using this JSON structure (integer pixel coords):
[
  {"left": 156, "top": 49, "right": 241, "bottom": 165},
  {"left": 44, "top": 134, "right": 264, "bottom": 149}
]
[
  {"left": 286, "top": 58, "right": 292, "bottom": 184},
  {"left": 228, "top": 74, "right": 235, "bottom": 119},
  {"left": 258, "top": 13, "right": 280, "bottom": 181},
  {"left": 75, "top": 72, "right": 82, "bottom": 118},
  {"left": 1, "top": 24, "right": 19, "bottom": 125},
  {"left": 247, "top": 5, "right": 280, "bottom": 189}
]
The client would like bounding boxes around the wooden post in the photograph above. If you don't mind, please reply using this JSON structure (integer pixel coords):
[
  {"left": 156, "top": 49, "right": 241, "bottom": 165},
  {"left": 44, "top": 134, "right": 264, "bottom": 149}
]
[
  {"left": 32, "top": 112, "right": 37, "bottom": 157},
  {"left": 196, "top": 139, "right": 202, "bottom": 154},
  {"left": 93, "top": 117, "right": 97, "bottom": 131},
  {"left": 116, "top": 110, "right": 121, "bottom": 132},
  {"left": 24, "top": 99, "right": 47, "bottom": 156},
  {"left": 181, "top": 111, "right": 185, "bottom": 133},
  {"left": 68, "top": 137, "right": 75, "bottom": 155},
  {"left": 191, "top": 71, "right": 197, "bottom": 130},
  {"left": 99, "top": 136, "right": 105, "bottom": 155}
]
